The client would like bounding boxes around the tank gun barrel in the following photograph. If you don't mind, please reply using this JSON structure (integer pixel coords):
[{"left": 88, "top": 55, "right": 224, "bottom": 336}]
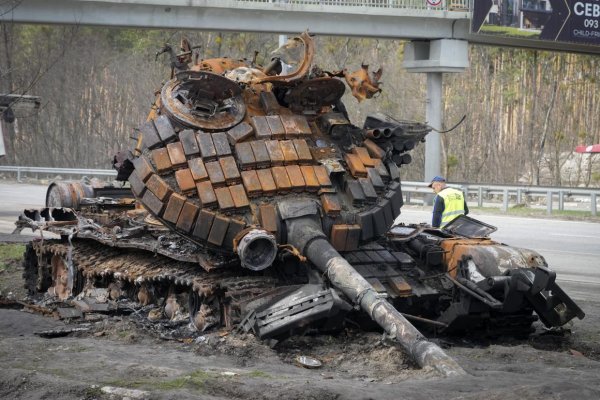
[{"left": 285, "top": 215, "right": 466, "bottom": 377}]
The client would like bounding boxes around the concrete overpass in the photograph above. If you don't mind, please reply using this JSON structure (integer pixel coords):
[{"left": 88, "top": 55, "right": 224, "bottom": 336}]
[
  {"left": 2, "top": 0, "right": 599, "bottom": 55},
  {"left": 1, "top": 0, "right": 471, "bottom": 40}
]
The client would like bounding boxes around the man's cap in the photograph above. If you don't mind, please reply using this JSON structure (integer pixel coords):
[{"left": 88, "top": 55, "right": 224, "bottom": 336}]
[{"left": 428, "top": 176, "right": 445, "bottom": 187}]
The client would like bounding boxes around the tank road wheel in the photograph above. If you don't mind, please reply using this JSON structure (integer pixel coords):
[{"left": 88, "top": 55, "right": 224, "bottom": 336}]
[
  {"left": 189, "top": 290, "right": 221, "bottom": 332},
  {"left": 48, "top": 254, "right": 81, "bottom": 300},
  {"left": 136, "top": 283, "right": 155, "bottom": 306}
]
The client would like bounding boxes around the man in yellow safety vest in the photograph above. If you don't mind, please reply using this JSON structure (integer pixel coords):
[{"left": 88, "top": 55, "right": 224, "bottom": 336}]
[{"left": 428, "top": 176, "right": 468, "bottom": 228}]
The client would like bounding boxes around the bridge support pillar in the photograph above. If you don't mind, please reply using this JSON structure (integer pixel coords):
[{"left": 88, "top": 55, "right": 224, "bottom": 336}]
[
  {"left": 0, "top": 122, "right": 5, "bottom": 157},
  {"left": 403, "top": 39, "right": 469, "bottom": 205},
  {"left": 425, "top": 71, "right": 442, "bottom": 206}
]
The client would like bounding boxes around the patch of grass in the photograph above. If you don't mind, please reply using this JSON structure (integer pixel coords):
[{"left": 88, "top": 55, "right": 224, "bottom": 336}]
[
  {"left": 108, "top": 369, "right": 217, "bottom": 392},
  {"left": 155, "top": 369, "right": 214, "bottom": 391},
  {"left": 480, "top": 25, "right": 541, "bottom": 38},
  {"left": 0, "top": 244, "right": 24, "bottom": 271},
  {"left": 247, "top": 370, "right": 271, "bottom": 379},
  {"left": 83, "top": 386, "right": 103, "bottom": 399},
  {"left": 104, "top": 378, "right": 147, "bottom": 389}
]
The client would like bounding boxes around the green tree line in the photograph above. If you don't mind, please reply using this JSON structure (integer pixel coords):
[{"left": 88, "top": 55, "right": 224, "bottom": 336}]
[{"left": 1, "top": 25, "right": 598, "bottom": 186}]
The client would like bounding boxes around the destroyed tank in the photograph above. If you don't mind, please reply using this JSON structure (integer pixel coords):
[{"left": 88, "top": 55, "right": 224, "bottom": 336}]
[{"left": 16, "top": 32, "right": 584, "bottom": 376}]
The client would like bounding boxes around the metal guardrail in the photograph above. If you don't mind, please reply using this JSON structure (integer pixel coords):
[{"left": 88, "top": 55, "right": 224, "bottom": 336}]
[
  {"left": 1, "top": 165, "right": 597, "bottom": 216},
  {"left": 401, "top": 181, "right": 600, "bottom": 216},
  {"left": 0, "top": 166, "right": 117, "bottom": 182}
]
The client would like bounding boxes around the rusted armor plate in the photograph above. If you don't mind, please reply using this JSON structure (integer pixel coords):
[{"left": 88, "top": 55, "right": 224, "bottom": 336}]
[
  {"left": 313, "top": 165, "right": 332, "bottom": 188},
  {"left": 331, "top": 224, "right": 348, "bottom": 251},
  {"left": 280, "top": 140, "right": 299, "bottom": 165},
  {"left": 223, "top": 218, "right": 246, "bottom": 250},
  {"left": 146, "top": 174, "right": 172, "bottom": 201},
  {"left": 154, "top": 115, "right": 177, "bottom": 143},
  {"left": 212, "top": 132, "right": 232, "bottom": 157},
  {"left": 235, "top": 142, "right": 256, "bottom": 170},
  {"left": 259, "top": 91, "right": 280, "bottom": 115},
  {"left": 229, "top": 184, "right": 250, "bottom": 210},
  {"left": 345, "top": 224, "right": 361, "bottom": 251},
  {"left": 250, "top": 140, "right": 271, "bottom": 168},
  {"left": 133, "top": 156, "right": 154, "bottom": 182},
  {"left": 207, "top": 215, "right": 230, "bottom": 245},
  {"left": 128, "top": 170, "right": 146, "bottom": 197},
  {"left": 205, "top": 161, "right": 226, "bottom": 187},
  {"left": 280, "top": 114, "right": 300, "bottom": 139},
  {"left": 352, "top": 146, "right": 375, "bottom": 168},
  {"left": 320, "top": 193, "right": 341, "bottom": 216},
  {"left": 167, "top": 142, "right": 187, "bottom": 168},
  {"left": 197, "top": 132, "right": 217, "bottom": 160},
  {"left": 214, "top": 187, "right": 235, "bottom": 211},
  {"left": 285, "top": 165, "right": 305, "bottom": 192},
  {"left": 196, "top": 181, "right": 217, "bottom": 208},
  {"left": 226, "top": 122, "right": 254, "bottom": 144},
  {"left": 259, "top": 204, "right": 278, "bottom": 234},
  {"left": 345, "top": 153, "right": 367, "bottom": 178},
  {"left": 179, "top": 129, "right": 200, "bottom": 156},
  {"left": 256, "top": 169, "right": 276, "bottom": 195},
  {"left": 300, "top": 165, "right": 319, "bottom": 192},
  {"left": 363, "top": 138, "right": 386, "bottom": 159},
  {"left": 152, "top": 148, "right": 173, "bottom": 174},
  {"left": 264, "top": 140, "right": 285, "bottom": 166},
  {"left": 175, "top": 168, "right": 196, "bottom": 193},
  {"left": 240, "top": 170, "right": 262, "bottom": 197},
  {"left": 141, "top": 189, "right": 164, "bottom": 216},
  {"left": 292, "top": 115, "right": 312, "bottom": 136},
  {"left": 176, "top": 201, "right": 199, "bottom": 233},
  {"left": 188, "top": 157, "right": 209, "bottom": 181},
  {"left": 163, "top": 193, "right": 187, "bottom": 223},
  {"left": 219, "top": 156, "right": 241, "bottom": 185},
  {"left": 271, "top": 166, "right": 292, "bottom": 193},
  {"left": 266, "top": 115, "right": 285, "bottom": 139},
  {"left": 192, "top": 209, "right": 215, "bottom": 240},
  {"left": 251, "top": 116, "right": 272, "bottom": 140},
  {"left": 139, "top": 121, "right": 162, "bottom": 150},
  {"left": 293, "top": 139, "right": 313, "bottom": 164}
]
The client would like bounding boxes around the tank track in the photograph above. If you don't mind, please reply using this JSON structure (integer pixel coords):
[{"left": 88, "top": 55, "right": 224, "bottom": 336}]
[{"left": 23, "top": 239, "right": 282, "bottom": 331}]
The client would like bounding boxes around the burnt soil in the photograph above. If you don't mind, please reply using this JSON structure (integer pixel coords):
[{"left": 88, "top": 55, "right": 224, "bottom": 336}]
[{"left": 1, "top": 239, "right": 599, "bottom": 400}]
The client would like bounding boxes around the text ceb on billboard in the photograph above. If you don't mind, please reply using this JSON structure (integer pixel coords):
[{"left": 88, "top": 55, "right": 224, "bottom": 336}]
[{"left": 472, "top": 0, "right": 600, "bottom": 46}]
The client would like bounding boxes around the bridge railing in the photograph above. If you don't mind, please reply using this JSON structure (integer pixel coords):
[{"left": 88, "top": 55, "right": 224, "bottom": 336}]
[
  {"left": 232, "top": 0, "right": 471, "bottom": 11},
  {"left": 1, "top": 165, "right": 597, "bottom": 216}
]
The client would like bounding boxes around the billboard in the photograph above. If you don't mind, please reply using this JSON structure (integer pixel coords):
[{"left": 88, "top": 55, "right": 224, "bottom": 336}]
[{"left": 472, "top": 0, "right": 600, "bottom": 46}]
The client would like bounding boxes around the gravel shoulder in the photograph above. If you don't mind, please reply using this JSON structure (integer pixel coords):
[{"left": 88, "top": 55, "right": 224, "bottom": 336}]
[{"left": 1, "top": 237, "right": 600, "bottom": 400}]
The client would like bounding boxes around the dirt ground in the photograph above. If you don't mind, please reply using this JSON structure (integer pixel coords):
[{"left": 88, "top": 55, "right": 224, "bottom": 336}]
[{"left": 1, "top": 238, "right": 599, "bottom": 400}]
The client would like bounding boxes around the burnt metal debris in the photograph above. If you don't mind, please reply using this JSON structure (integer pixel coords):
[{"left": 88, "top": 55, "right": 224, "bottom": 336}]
[{"left": 15, "top": 32, "right": 584, "bottom": 377}]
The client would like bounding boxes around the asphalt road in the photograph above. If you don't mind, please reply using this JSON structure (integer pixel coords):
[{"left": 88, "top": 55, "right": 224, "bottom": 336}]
[
  {"left": 1, "top": 182, "right": 599, "bottom": 302},
  {"left": 398, "top": 208, "right": 600, "bottom": 303}
]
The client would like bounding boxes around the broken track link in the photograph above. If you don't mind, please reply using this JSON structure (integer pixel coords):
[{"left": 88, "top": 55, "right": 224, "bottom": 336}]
[{"left": 25, "top": 239, "right": 282, "bottom": 331}]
